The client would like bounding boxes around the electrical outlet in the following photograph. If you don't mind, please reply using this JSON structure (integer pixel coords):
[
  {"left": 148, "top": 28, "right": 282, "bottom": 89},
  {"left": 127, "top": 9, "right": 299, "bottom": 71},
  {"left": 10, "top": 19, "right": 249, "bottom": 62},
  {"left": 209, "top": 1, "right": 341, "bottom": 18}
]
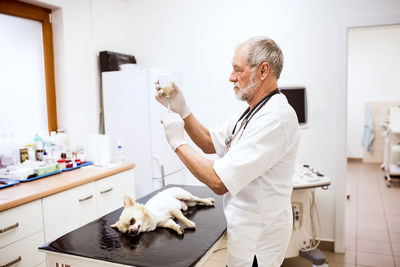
[{"left": 292, "top": 202, "right": 302, "bottom": 229}]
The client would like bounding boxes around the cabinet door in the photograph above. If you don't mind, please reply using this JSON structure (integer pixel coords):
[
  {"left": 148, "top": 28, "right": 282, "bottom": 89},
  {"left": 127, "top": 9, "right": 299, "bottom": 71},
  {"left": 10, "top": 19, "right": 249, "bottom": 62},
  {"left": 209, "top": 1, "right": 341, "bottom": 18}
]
[
  {"left": 42, "top": 182, "right": 97, "bottom": 242},
  {"left": 96, "top": 169, "right": 135, "bottom": 217},
  {"left": 0, "top": 231, "right": 44, "bottom": 267},
  {"left": 0, "top": 199, "right": 42, "bottom": 248}
]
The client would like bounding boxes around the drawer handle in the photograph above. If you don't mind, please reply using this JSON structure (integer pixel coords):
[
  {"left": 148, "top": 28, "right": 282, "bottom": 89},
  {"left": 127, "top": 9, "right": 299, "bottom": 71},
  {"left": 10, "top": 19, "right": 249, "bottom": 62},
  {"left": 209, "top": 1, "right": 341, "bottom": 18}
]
[
  {"left": 78, "top": 194, "right": 93, "bottom": 202},
  {"left": 0, "top": 222, "right": 19, "bottom": 234},
  {"left": 100, "top": 187, "right": 113, "bottom": 194},
  {"left": 1, "top": 256, "right": 22, "bottom": 267}
]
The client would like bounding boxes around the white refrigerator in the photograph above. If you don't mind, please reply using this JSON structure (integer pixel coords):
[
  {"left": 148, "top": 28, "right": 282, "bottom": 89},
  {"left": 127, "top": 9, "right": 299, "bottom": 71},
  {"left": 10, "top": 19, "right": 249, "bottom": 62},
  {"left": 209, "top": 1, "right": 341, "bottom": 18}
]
[{"left": 102, "top": 67, "right": 185, "bottom": 198}]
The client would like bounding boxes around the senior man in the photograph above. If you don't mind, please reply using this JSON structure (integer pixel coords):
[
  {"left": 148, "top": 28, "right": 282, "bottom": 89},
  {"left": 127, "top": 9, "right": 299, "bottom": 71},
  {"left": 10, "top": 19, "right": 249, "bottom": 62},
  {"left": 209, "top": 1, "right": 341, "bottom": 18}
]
[{"left": 156, "top": 36, "right": 300, "bottom": 267}]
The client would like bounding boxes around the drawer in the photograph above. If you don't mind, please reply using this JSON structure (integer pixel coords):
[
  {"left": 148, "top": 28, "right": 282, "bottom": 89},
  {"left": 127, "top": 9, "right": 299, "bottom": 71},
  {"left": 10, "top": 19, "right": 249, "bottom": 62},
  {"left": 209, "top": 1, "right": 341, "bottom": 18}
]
[
  {"left": 0, "top": 200, "right": 43, "bottom": 248},
  {"left": 0, "top": 230, "right": 45, "bottom": 267},
  {"left": 42, "top": 182, "right": 97, "bottom": 242},
  {"left": 96, "top": 169, "right": 135, "bottom": 217}
]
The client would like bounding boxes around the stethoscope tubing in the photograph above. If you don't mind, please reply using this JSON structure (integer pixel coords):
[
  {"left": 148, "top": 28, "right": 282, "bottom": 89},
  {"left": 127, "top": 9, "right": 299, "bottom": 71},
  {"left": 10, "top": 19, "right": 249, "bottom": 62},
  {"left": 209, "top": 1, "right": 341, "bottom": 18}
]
[{"left": 225, "top": 88, "right": 280, "bottom": 149}]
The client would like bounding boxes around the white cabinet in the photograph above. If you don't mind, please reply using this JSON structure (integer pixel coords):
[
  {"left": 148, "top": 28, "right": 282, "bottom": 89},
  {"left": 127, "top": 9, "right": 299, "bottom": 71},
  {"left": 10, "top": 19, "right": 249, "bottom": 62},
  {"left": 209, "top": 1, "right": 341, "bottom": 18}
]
[
  {"left": 96, "top": 170, "right": 135, "bottom": 217},
  {"left": 42, "top": 169, "right": 135, "bottom": 242},
  {"left": 0, "top": 200, "right": 45, "bottom": 267},
  {"left": 0, "top": 231, "right": 45, "bottom": 267},
  {"left": 42, "top": 181, "right": 98, "bottom": 242},
  {"left": 0, "top": 167, "right": 134, "bottom": 266}
]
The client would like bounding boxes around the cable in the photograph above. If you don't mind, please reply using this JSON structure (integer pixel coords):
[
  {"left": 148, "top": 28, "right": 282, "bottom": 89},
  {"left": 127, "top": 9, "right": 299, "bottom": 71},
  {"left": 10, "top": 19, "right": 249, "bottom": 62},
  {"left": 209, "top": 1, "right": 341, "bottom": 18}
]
[{"left": 299, "top": 189, "right": 321, "bottom": 252}]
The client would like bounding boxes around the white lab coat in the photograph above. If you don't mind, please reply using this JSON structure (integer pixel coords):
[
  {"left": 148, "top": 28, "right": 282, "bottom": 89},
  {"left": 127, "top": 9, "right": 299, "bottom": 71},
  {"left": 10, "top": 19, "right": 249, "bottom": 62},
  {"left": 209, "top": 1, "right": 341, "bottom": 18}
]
[{"left": 210, "top": 93, "right": 300, "bottom": 267}]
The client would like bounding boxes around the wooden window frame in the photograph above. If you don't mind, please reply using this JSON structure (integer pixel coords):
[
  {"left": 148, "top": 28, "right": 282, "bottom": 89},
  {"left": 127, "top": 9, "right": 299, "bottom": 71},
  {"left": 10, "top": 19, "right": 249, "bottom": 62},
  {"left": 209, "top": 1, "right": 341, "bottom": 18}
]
[{"left": 0, "top": 0, "right": 58, "bottom": 132}]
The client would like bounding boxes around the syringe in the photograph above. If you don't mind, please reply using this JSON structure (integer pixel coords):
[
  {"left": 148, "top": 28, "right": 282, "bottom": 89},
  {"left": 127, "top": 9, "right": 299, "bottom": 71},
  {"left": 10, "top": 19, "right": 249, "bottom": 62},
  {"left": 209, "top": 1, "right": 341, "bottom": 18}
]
[{"left": 158, "top": 74, "right": 173, "bottom": 112}]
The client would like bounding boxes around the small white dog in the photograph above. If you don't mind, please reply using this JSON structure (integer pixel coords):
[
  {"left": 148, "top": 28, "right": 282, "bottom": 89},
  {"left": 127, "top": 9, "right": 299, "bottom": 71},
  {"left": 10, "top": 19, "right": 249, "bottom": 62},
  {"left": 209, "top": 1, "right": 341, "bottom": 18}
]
[{"left": 111, "top": 187, "right": 215, "bottom": 236}]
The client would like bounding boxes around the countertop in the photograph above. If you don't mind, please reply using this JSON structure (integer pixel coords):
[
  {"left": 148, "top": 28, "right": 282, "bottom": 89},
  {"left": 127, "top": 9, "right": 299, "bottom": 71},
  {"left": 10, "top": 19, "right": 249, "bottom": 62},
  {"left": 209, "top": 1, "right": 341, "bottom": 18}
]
[{"left": 0, "top": 163, "right": 135, "bottom": 212}]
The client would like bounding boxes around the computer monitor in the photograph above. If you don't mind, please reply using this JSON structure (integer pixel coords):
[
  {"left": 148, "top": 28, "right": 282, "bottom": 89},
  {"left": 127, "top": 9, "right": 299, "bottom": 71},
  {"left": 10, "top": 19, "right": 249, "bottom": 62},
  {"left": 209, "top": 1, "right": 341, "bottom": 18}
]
[{"left": 279, "top": 86, "right": 307, "bottom": 125}]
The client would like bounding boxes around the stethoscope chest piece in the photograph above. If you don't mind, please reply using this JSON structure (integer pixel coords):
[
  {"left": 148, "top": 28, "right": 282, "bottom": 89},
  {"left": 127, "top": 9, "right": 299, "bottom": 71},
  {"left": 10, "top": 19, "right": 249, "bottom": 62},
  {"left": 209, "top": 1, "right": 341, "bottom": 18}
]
[
  {"left": 225, "top": 118, "right": 247, "bottom": 149},
  {"left": 225, "top": 136, "right": 233, "bottom": 147}
]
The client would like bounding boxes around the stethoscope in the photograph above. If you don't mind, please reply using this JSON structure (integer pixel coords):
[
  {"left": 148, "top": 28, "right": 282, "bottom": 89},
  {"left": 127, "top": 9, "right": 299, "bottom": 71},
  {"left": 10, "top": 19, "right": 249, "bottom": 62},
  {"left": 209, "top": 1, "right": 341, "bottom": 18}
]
[{"left": 224, "top": 88, "right": 280, "bottom": 149}]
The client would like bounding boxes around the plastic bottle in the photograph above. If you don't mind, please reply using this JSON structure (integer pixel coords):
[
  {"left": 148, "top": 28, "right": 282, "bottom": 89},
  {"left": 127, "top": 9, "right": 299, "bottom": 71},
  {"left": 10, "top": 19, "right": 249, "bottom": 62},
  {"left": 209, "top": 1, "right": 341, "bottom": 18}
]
[
  {"left": 115, "top": 139, "right": 126, "bottom": 163},
  {"left": 27, "top": 144, "right": 35, "bottom": 162},
  {"left": 34, "top": 134, "right": 43, "bottom": 150},
  {"left": 57, "top": 129, "right": 69, "bottom": 153}
]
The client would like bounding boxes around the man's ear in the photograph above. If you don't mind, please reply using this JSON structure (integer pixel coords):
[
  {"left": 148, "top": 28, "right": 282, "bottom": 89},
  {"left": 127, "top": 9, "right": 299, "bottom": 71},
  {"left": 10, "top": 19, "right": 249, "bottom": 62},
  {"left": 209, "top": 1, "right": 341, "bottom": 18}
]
[
  {"left": 259, "top": 62, "right": 270, "bottom": 80},
  {"left": 123, "top": 195, "right": 135, "bottom": 208}
]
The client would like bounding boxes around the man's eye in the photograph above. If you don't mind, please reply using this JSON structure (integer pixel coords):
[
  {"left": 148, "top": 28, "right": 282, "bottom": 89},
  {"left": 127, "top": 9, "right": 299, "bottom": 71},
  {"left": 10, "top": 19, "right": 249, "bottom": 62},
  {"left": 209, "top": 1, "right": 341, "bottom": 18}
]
[{"left": 130, "top": 218, "right": 136, "bottom": 225}]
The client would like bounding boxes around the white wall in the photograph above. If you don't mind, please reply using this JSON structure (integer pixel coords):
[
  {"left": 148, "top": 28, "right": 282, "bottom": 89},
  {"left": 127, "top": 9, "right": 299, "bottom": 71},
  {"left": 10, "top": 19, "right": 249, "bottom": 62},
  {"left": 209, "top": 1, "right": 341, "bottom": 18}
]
[
  {"left": 347, "top": 24, "right": 400, "bottom": 158},
  {"left": 27, "top": 0, "right": 400, "bottom": 251}
]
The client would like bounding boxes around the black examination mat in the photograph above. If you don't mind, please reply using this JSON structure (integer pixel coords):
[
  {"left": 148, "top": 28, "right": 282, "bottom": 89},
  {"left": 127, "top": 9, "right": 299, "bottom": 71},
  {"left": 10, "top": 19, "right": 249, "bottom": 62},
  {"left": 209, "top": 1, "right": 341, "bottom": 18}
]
[{"left": 39, "top": 185, "right": 227, "bottom": 267}]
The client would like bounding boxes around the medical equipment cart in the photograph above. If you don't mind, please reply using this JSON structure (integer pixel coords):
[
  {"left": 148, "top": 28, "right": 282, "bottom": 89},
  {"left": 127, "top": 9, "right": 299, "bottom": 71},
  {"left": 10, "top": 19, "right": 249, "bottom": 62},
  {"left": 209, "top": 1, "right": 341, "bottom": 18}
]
[{"left": 383, "top": 106, "right": 400, "bottom": 187}]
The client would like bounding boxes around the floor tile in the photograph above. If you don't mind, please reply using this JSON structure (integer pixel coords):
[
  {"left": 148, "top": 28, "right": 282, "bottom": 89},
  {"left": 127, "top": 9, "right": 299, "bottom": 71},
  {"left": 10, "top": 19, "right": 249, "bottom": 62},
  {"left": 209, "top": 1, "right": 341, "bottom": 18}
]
[
  {"left": 389, "top": 231, "right": 400, "bottom": 243},
  {"left": 390, "top": 242, "right": 400, "bottom": 257},
  {"left": 356, "top": 239, "right": 392, "bottom": 255},
  {"left": 394, "top": 256, "right": 400, "bottom": 266},
  {"left": 388, "top": 222, "right": 400, "bottom": 233},
  {"left": 345, "top": 238, "right": 356, "bottom": 251},
  {"left": 357, "top": 228, "right": 390, "bottom": 242},
  {"left": 358, "top": 205, "right": 384, "bottom": 214},
  {"left": 346, "top": 222, "right": 357, "bottom": 233},
  {"left": 327, "top": 263, "right": 355, "bottom": 267},
  {"left": 385, "top": 214, "right": 400, "bottom": 224},
  {"left": 357, "top": 212, "right": 385, "bottom": 223},
  {"left": 346, "top": 229, "right": 357, "bottom": 240},
  {"left": 356, "top": 251, "right": 395, "bottom": 267},
  {"left": 357, "top": 221, "right": 387, "bottom": 231}
]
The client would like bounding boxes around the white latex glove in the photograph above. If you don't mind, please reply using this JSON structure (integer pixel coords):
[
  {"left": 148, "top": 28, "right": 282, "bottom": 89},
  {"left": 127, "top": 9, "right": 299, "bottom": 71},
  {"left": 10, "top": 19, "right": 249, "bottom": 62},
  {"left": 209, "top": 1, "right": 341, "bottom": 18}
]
[
  {"left": 161, "top": 112, "right": 187, "bottom": 151},
  {"left": 155, "top": 81, "right": 191, "bottom": 119}
]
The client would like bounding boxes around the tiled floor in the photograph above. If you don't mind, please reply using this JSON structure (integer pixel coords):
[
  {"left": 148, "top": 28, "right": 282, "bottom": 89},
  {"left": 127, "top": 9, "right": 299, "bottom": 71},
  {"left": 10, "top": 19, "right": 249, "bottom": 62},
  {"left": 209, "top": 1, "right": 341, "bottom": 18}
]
[
  {"left": 204, "top": 160, "right": 400, "bottom": 266},
  {"left": 343, "top": 160, "right": 400, "bottom": 267}
]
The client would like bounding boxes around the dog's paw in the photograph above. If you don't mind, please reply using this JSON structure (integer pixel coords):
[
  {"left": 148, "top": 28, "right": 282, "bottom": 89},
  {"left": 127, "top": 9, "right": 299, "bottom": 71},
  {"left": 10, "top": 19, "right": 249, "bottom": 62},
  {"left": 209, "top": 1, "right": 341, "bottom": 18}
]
[
  {"left": 177, "top": 226, "right": 184, "bottom": 235},
  {"left": 186, "top": 221, "right": 196, "bottom": 228},
  {"left": 204, "top": 198, "right": 215, "bottom": 206}
]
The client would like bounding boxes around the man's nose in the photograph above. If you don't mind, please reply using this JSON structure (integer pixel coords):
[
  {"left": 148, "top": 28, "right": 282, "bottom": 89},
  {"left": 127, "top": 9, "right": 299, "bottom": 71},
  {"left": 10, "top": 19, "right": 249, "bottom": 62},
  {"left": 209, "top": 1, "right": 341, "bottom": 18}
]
[{"left": 229, "top": 73, "right": 238, "bottom": 83}]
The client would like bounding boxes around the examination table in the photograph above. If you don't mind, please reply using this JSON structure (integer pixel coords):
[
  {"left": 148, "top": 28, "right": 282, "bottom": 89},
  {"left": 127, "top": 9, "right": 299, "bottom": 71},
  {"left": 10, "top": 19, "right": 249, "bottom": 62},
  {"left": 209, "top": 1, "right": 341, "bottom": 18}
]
[{"left": 39, "top": 185, "right": 226, "bottom": 267}]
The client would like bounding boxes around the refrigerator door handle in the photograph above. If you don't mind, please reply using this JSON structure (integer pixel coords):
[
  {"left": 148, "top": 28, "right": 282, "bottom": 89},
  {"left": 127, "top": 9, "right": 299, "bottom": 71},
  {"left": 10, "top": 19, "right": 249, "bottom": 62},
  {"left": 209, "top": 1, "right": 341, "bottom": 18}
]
[{"left": 152, "top": 155, "right": 165, "bottom": 187}]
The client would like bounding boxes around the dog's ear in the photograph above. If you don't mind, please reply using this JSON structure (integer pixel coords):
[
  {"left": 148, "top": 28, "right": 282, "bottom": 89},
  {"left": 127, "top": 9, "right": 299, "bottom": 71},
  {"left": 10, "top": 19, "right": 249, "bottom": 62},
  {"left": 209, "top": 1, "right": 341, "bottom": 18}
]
[
  {"left": 123, "top": 195, "right": 135, "bottom": 208},
  {"left": 110, "top": 222, "right": 119, "bottom": 230}
]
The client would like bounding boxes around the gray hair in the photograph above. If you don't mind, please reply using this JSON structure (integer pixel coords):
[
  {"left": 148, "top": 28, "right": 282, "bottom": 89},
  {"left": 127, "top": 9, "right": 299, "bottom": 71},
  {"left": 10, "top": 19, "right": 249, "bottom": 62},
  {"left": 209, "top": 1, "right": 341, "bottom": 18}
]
[{"left": 238, "top": 37, "right": 284, "bottom": 79}]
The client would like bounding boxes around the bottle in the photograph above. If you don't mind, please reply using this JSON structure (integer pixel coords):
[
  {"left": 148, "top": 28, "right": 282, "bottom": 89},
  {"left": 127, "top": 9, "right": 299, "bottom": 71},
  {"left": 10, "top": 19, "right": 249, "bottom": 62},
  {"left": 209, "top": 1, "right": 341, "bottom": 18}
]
[
  {"left": 57, "top": 129, "right": 69, "bottom": 153},
  {"left": 34, "top": 134, "right": 43, "bottom": 150},
  {"left": 115, "top": 139, "right": 126, "bottom": 163},
  {"left": 27, "top": 144, "right": 35, "bottom": 162},
  {"left": 75, "top": 146, "right": 86, "bottom": 163}
]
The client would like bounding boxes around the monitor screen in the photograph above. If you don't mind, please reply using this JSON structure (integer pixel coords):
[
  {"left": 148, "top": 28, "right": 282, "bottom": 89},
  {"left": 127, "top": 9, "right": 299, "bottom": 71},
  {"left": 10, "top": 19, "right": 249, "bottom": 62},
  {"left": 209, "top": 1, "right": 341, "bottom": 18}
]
[{"left": 279, "top": 87, "right": 307, "bottom": 125}]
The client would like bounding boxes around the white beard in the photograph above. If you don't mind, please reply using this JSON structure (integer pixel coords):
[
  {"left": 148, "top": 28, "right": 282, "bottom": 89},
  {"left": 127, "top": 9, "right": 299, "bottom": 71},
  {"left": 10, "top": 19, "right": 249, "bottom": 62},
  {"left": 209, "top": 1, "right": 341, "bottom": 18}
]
[{"left": 234, "top": 70, "right": 260, "bottom": 101}]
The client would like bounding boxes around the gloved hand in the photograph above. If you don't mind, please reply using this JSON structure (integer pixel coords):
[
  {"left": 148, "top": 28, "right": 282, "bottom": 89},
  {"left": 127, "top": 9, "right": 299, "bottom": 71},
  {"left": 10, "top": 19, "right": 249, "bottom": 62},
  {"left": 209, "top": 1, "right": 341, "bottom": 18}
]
[
  {"left": 155, "top": 81, "right": 191, "bottom": 119},
  {"left": 161, "top": 112, "right": 187, "bottom": 151}
]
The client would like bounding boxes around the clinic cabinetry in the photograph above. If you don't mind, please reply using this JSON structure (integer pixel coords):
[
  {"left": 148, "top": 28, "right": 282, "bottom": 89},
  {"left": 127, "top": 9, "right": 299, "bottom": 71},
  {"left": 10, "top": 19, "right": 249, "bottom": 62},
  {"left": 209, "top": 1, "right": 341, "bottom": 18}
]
[
  {"left": 0, "top": 164, "right": 135, "bottom": 267},
  {"left": 43, "top": 169, "right": 135, "bottom": 242},
  {"left": 0, "top": 200, "right": 45, "bottom": 267}
]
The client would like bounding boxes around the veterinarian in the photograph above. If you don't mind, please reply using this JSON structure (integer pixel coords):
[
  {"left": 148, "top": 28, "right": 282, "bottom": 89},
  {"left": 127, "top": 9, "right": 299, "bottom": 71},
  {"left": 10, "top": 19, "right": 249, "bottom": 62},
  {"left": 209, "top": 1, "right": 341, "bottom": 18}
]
[{"left": 156, "top": 36, "right": 300, "bottom": 267}]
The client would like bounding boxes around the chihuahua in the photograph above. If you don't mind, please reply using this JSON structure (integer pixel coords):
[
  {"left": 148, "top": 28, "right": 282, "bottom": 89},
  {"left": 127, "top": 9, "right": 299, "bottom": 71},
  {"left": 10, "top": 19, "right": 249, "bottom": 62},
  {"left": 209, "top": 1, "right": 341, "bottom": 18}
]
[{"left": 111, "top": 187, "right": 215, "bottom": 236}]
